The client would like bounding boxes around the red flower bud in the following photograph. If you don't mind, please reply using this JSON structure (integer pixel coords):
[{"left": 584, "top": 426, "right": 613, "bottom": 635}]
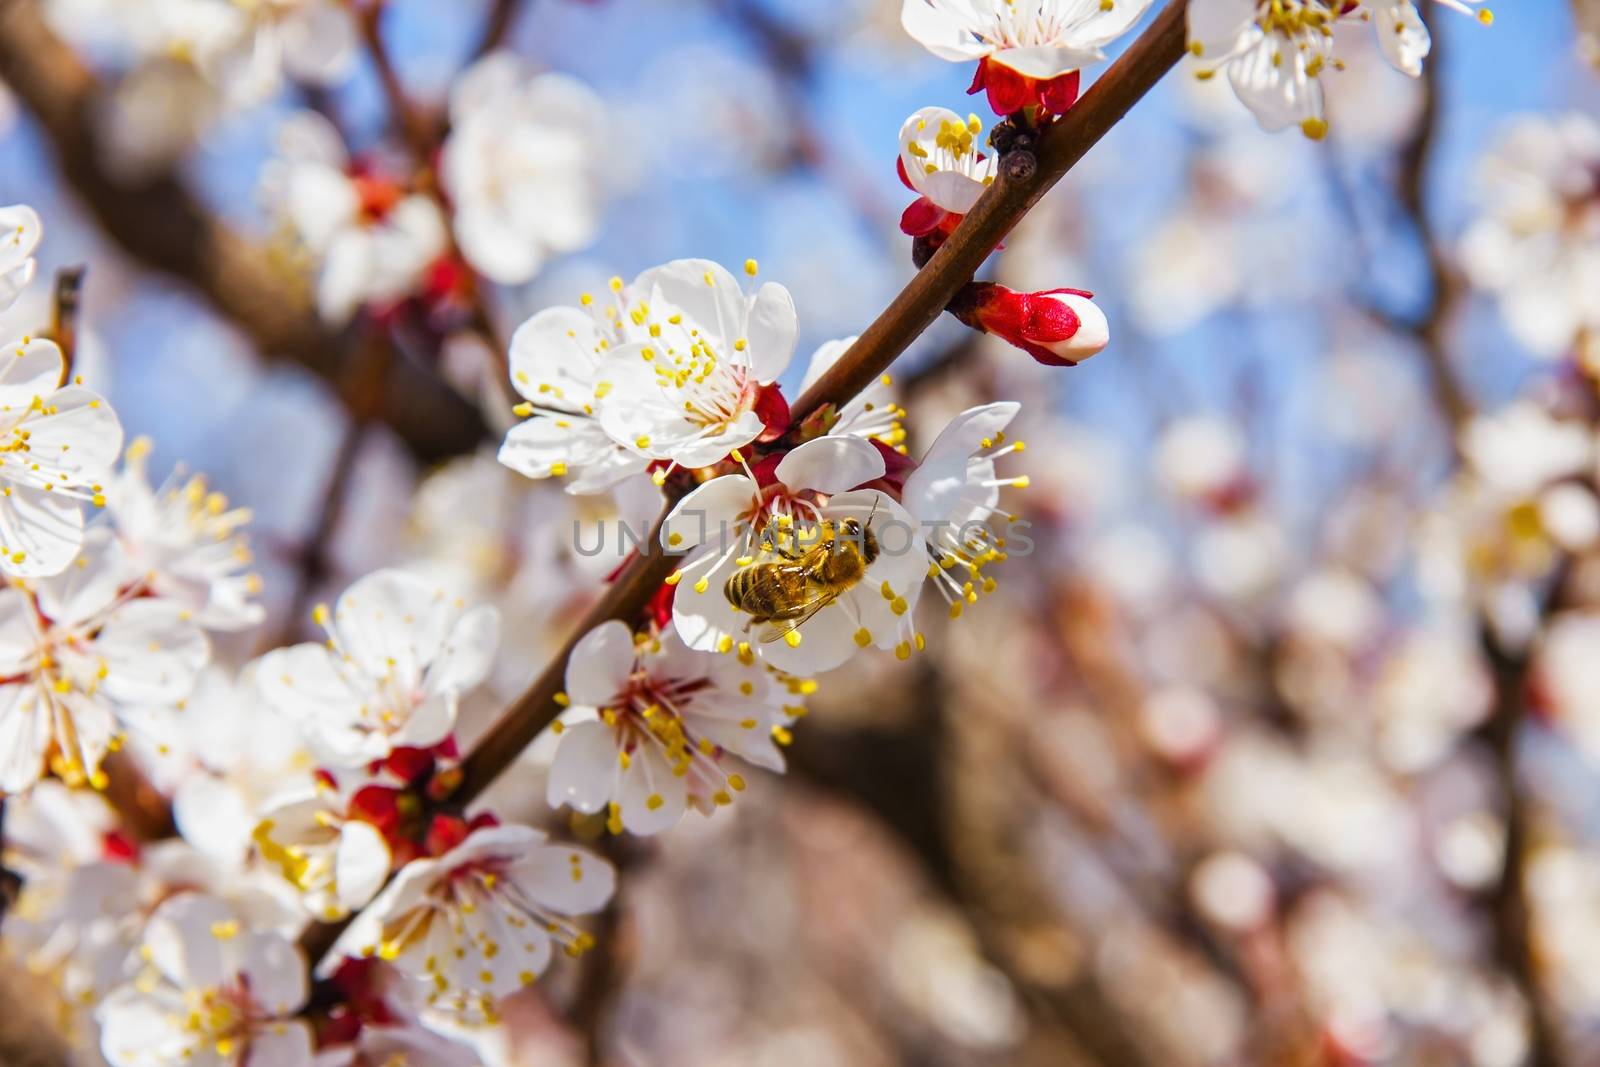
[{"left": 947, "top": 282, "right": 1109, "bottom": 366}]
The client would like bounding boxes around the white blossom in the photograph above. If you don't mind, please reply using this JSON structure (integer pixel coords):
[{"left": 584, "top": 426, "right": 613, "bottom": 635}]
[
  {"left": 251, "top": 782, "right": 392, "bottom": 923},
  {"left": 547, "top": 621, "right": 797, "bottom": 834},
  {"left": 103, "top": 437, "right": 263, "bottom": 631},
  {"left": 266, "top": 113, "right": 448, "bottom": 324},
  {"left": 331, "top": 824, "right": 614, "bottom": 1024},
  {"left": 0, "top": 335, "right": 123, "bottom": 577},
  {"left": 98, "top": 893, "right": 313, "bottom": 1067},
  {"left": 595, "top": 259, "right": 797, "bottom": 472},
  {"left": 0, "top": 530, "right": 208, "bottom": 794},
  {"left": 898, "top": 107, "right": 997, "bottom": 221},
  {"left": 1461, "top": 112, "right": 1600, "bottom": 358},
  {"left": 1185, "top": 0, "right": 1355, "bottom": 138},
  {"left": 499, "top": 258, "right": 797, "bottom": 489},
  {"left": 442, "top": 55, "right": 604, "bottom": 285},
  {"left": 661, "top": 434, "right": 926, "bottom": 674},
  {"left": 256, "top": 569, "right": 500, "bottom": 768},
  {"left": 902, "top": 0, "right": 1153, "bottom": 80}
]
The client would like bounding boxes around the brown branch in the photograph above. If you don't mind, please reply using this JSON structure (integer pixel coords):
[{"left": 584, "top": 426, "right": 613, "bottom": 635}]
[
  {"left": 1392, "top": 5, "right": 1471, "bottom": 436},
  {"left": 472, "top": 0, "right": 528, "bottom": 59},
  {"left": 357, "top": 3, "right": 437, "bottom": 166},
  {"left": 297, "top": 0, "right": 1192, "bottom": 967},
  {"left": 100, "top": 749, "right": 178, "bottom": 840},
  {"left": 0, "top": 0, "right": 488, "bottom": 463},
  {"left": 47, "top": 265, "right": 85, "bottom": 378},
  {"left": 1480, "top": 586, "right": 1568, "bottom": 1067}
]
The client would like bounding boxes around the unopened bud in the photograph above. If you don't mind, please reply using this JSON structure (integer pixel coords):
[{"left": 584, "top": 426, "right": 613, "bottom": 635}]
[{"left": 947, "top": 282, "right": 1110, "bottom": 366}]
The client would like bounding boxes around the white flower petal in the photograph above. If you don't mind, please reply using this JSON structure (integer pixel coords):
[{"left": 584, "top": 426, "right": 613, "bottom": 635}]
[
  {"left": 246, "top": 1023, "right": 315, "bottom": 1067},
  {"left": 774, "top": 434, "right": 886, "bottom": 495},
  {"left": 0, "top": 683, "right": 48, "bottom": 793},
  {"left": 546, "top": 720, "right": 618, "bottom": 815},
  {"left": 743, "top": 282, "right": 798, "bottom": 382},
  {"left": 507, "top": 841, "right": 615, "bottom": 916},
  {"left": 334, "top": 820, "right": 392, "bottom": 914},
  {"left": 238, "top": 930, "right": 309, "bottom": 1016},
  {"left": 565, "top": 620, "right": 635, "bottom": 706},
  {"left": 660, "top": 475, "right": 755, "bottom": 553}
]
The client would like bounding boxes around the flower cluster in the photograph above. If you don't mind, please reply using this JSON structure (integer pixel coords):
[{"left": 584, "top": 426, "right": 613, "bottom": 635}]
[
  {"left": 266, "top": 52, "right": 606, "bottom": 326},
  {"left": 498, "top": 258, "right": 797, "bottom": 492},
  {"left": 492, "top": 257, "right": 1039, "bottom": 836}
]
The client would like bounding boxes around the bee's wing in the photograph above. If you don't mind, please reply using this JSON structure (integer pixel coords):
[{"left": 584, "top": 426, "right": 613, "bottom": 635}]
[{"left": 758, "top": 587, "right": 841, "bottom": 644}]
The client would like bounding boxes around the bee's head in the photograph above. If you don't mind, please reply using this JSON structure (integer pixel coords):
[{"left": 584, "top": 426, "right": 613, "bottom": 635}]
[{"left": 841, "top": 518, "right": 862, "bottom": 539}]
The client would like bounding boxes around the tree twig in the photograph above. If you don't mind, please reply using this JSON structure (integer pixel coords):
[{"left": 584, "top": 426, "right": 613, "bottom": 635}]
[
  {"left": 472, "top": 0, "right": 528, "bottom": 59},
  {"left": 47, "top": 265, "right": 85, "bottom": 378},
  {"left": 1480, "top": 583, "right": 1568, "bottom": 1067},
  {"left": 1391, "top": 5, "right": 1471, "bottom": 436},
  {"left": 357, "top": 3, "right": 438, "bottom": 167}
]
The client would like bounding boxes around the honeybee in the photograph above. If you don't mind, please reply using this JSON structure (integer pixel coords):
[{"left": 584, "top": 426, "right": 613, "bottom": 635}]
[{"left": 723, "top": 511, "right": 879, "bottom": 643}]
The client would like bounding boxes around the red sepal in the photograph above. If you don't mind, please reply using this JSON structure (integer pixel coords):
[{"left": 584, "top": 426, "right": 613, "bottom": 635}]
[
  {"left": 425, "top": 812, "right": 472, "bottom": 856},
  {"left": 754, "top": 382, "right": 791, "bottom": 442},
  {"left": 899, "top": 196, "right": 949, "bottom": 237},
  {"left": 861, "top": 438, "right": 916, "bottom": 497},
  {"left": 102, "top": 830, "right": 140, "bottom": 865},
  {"left": 971, "top": 57, "right": 1030, "bottom": 116},
  {"left": 1039, "top": 71, "right": 1081, "bottom": 114},
  {"left": 382, "top": 746, "right": 436, "bottom": 788},
  {"left": 647, "top": 579, "right": 677, "bottom": 630},
  {"left": 969, "top": 58, "right": 1081, "bottom": 117}
]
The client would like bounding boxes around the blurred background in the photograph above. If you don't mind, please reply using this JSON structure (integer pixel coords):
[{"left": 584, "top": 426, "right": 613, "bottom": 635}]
[{"left": 6, "top": 0, "right": 1600, "bottom": 1064}]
